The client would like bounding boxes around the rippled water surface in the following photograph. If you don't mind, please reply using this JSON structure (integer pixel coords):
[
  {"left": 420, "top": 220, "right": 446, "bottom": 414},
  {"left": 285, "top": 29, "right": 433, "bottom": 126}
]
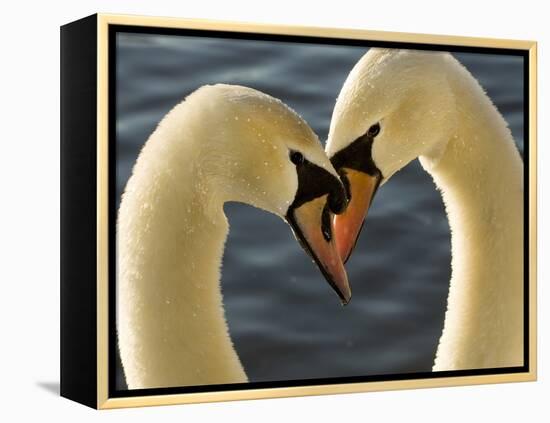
[{"left": 115, "top": 32, "right": 524, "bottom": 388}]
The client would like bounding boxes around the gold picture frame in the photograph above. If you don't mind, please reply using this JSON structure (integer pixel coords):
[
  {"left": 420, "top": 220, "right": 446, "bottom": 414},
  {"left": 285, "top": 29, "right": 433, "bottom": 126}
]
[{"left": 60, "top": 13, "right": 537, "bottom": 409}]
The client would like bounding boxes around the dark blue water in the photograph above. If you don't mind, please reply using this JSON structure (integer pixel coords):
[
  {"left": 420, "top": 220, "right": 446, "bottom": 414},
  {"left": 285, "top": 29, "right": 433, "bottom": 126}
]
[{"left": 116, "top": 33, "right": 524, "bottom": 388}]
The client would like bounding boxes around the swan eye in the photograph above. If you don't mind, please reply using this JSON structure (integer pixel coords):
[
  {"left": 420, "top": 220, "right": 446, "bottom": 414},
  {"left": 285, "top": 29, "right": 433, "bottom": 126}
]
[
  {"left": 289, "top": 151, "right": 305, "bottom": 165},
  {"left": 367, "top": 122, "right": 381, "bottom": 137}
]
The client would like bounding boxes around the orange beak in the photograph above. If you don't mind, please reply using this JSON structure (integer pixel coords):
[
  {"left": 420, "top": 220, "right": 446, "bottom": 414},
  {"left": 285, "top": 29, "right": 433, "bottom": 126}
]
[
  {"left": 287, "top": 195, "right": 351, "bottom": 305},
  {"left": 333, "top": 168, "right": 381, "bottom": 263}
]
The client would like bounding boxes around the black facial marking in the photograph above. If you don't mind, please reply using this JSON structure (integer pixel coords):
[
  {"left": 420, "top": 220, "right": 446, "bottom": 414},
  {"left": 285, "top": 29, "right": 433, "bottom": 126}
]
[
  {"left": 288, "top": 159, "right": 347, "bottom": 215},
  {"left": 330, "top": 129, "right": 383, "bottom": 179}
]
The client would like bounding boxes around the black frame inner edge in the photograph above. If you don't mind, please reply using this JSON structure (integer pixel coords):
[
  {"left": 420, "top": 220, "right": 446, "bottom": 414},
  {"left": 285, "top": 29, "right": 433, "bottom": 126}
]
[{"left": 107, "top": 23, "right": 531, "bottom": 398}]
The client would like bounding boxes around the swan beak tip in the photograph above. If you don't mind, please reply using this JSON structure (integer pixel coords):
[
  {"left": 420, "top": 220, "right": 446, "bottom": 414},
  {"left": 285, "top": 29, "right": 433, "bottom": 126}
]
[
  {"left": 333, "top": 271, "right": 351, "bottom": 306},
  {"left": 340, "top": 293, "right": 351, "bottom": 306}
]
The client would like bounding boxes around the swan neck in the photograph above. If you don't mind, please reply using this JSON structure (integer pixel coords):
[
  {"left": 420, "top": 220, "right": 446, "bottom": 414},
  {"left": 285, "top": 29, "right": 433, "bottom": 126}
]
[
  {"left": 117, "top": 131, "right": 247, "bottom": 388},
  {"left": 425, "top": 84, "right": 524, "bottom": 370}
]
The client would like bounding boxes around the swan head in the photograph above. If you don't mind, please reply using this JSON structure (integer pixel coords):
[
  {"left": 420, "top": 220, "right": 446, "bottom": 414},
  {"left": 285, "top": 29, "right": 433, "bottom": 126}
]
[
  {"left": 182, "top": 84, "right": 351, "bottom": 303},
  {"left": 325, "top": 49, "right": 458, "bottom": 261}
]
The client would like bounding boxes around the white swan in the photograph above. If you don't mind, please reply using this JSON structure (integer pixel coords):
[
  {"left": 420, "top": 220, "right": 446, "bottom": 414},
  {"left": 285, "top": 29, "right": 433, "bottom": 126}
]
[
  {"left": 326, "top": 49, "right": 523, "bottom": 371},
  {"left": 117, "top": 84, "right": 350, "bottom": 389}
]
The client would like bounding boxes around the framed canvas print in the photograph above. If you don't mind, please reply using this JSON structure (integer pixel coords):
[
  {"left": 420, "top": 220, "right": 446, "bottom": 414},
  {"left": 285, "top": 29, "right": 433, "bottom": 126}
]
[{"left": 60, "top": 13, "right": 537, "bottom": 409}]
